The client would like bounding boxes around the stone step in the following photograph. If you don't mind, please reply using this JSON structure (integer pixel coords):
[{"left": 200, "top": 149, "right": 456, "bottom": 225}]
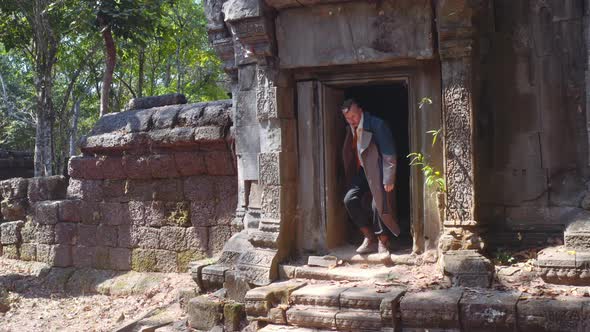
[
  {"left": 279, "top": 264, "right": 392, "bottom": 282},
  {"left": 564, "top": 216, "right": 590, "bottom": 250},
  {"left": 258, "top": 324, "right": 333, "bottom": 332},
  {"left": 534, "top": 246, "right": 590, "bottom": 285}
]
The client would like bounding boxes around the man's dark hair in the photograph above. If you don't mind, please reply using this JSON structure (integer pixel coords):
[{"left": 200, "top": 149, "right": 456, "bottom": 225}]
[{"left": 341, "top": 98, "right": 360, "bottom": 113}]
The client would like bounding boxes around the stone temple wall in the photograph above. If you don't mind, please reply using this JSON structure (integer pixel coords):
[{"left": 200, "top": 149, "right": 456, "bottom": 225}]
[
  {"left": 476, "top": 0, "right": 590, "bottom": 248},
  {"left": 0, "top": 100, "right": 238, "bottom": 272}
]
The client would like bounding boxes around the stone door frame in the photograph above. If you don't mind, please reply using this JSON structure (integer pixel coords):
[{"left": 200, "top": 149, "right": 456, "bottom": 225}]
[{"left": 296, "top": 68, "right": 438, "bottom": 254}]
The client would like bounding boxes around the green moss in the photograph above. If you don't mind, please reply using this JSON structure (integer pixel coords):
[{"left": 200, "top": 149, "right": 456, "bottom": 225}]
[
  {"left": 131, "top": 249, "right": 157, "bottom": 272},
  {"left": 223, "top": 302, "right": 245, "bottom": 330},
  {"left": 177, "top": 249, "right": 207, "bottom": 272},
  {"left": 166, "top": 202, "right": 190, "bottom": 227},
  {"left": 2, "top": 245, "right": 19, "bottom": 260}
]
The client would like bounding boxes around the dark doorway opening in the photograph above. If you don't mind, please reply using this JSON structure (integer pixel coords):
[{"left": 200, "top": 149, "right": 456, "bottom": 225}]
[{"left": 343, "top": 83, "right": 412, "bottom": 246}]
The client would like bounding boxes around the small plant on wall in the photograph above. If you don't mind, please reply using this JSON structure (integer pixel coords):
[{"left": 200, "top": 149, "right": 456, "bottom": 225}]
[{"left": 408, "top": 97, "right": 446, "bottom": 215}]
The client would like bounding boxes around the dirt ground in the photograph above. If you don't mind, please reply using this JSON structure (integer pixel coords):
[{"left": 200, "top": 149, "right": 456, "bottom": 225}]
[{"left": 0, "top": 257, "right": 193, "bottom": 332}]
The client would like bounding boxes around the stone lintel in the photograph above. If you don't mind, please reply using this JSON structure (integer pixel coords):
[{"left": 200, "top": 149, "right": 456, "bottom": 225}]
[{"left": 517, "top": 297, "right": 586, "bottom": 332}]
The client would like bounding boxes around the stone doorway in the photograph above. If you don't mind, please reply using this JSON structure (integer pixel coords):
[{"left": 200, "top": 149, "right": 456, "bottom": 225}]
[{"left": 297, "top": 74, "right": 421, "bottom": 255}]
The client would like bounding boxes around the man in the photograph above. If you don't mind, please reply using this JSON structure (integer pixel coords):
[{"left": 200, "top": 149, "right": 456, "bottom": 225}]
[{"left": 341, "top": 99, "right": 400, "bottom": 254}]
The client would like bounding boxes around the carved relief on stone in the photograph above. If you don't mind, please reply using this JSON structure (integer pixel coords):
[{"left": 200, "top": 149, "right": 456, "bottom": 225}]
[{"left": 441, "top": 60, "right": 475, "bottom": 224}]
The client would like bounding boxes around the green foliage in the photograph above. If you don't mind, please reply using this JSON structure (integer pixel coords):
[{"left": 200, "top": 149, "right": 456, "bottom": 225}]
[
  {"left": 0, "top": 0, "right": 227, "bottom": 170},
  {"left": 408, "top": 152, "right": 446, "bottom": 193},
  {"left": 408, "top": 97, "right": 446, "bottom": 193},
  {"left": 493, "top": 249, "right": 516, "bottom": 266}
]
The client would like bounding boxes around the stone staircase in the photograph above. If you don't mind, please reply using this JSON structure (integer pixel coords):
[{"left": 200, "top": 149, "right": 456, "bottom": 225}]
[{"left": 245, "top": 280, "right": 405, "bottom": 331}]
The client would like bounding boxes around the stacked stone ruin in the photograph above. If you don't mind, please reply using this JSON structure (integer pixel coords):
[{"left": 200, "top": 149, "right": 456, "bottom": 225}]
[{"left": 0, "top": 97, "right": 238, "bottom": 273}]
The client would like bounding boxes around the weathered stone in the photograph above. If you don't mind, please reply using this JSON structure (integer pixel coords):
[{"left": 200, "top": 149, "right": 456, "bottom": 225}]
[
  {"left": 20, "top": 222, "right": 36, "bottom": 243},
  {"left": 442, "top": 250, "right": 494, "bottom": 287},
  {"left": 177, "top": 249, "right": 206, "bottom": 273},
  {"left": 335, "top": 310, "right": 382, "bottom": 331},
  {"left": 155, "top": 249, "right": 178, "bottom": 272},
  {"left": 117, "top": 225, "right": 132, "bottom": 248},
  {"left": 132, "top": 227, "right": 159, "bottom": 249},
  {"left": 101, "top": 202, "right": 130, "bottom": 226},
  {"left": 122, "top": 155, "right": 152, "bottom": 179},
  {"left": 174, "top": 152, "right": 206, "bottom": 177},
  {"left": 72, "top": 245, "right": 96, "bottom": 268},
  {"left": 223, "top": 302, "right": 245, "bottom": 332},
  {"left": 98, "top": 157, "right": 125, "bottom": 180},
  {"left": 36, "top": 225, "right": 56, "bottom": 244},
  {"left": 28, "top": 176, "right": 67, "bottom": 202},
  {"left": 285, "top": 306, "right": 338, "bottom": 330},
  {"left": 205, "top": 151, "right": 235, "bottom": 176},
  {"left": 159, "top": 226, "right": 186, "bottom": 251},
  {"left": 78, "top": 224, "right": 97, "bottom": 247},
  {"left": 307, "top": 255, "right": 337, "bottom": 268},
  {"left": 536, "top": 247, "right": 577, "bottom": 268},
  {"left": 33, "top": 201, "right": 59, "bottom": 225},
  {"left": 149, "top": 154, "right": 179, "bottom": 178},
  {"left": 109, "top": 248, "right": 131, "bottom": 270},
  {"left": 565, "top": 216, "right": 590, "bottom": 250},
  {"left": 0, "top": 220, "right": 23, "bottom": 244},
  {"left": 91, "top": 107, "right": 154, "bottom": 135},
  {"left": 183, "top": 176, "right": 216, "bottom": 201},
  {"left": 200, "top": 264, "right": 228, "bottom": 291},
  {"left": 400, "top": 288, "right": 463, "bottom": 329},
  {"left": 0, "top": 198, "right": 27, "bottom": 221},
  {"left": 67, "top": 179, "right": 103, "bottom": 202},
  {"left": 268, "top": 307, "right": 287, "bottom": 325},
  {"left": 57, "top": 200, "right": 82, "bottom": 222},
  {"left": 96, "top": 225, "right": 117, "bottom": 247},
  {"left": 152, "top": 179, "right": 184, "bottom": 201},
  {"left": 68, "top": 156, "right": 102, "bottom": 179},
  {"left": 380, "top": 289, "right": 406, "bottom": 328},
  {"left": 80, "top": 202, "right": 102, "bottom": 224},
  {"left": 131, "top": 249, "right": 157, "bottom": 272},
  {"left": 224, "top": 270, "right": 251, "bottom": 302},
  {"left": 2, "top": 244, "right": 19, "bottom": 259},
  {"left": 19, "top": 243, "right": 36, "bottom": 261},
  {"left": 518, "top": 297, "right": 585, "bottom": 332},
  {"left": 190, "top": 201, "right": 216, "bottom": 227},
  {"left": 340, "top": 287, "right": 405, "bottom": 312},
  {"left": 189, "top": 257, "right": 215, "bottom": 290},
  {"left": 187, "top": 296, "right": 223, "bottom": 330},
  {"left": 0, "top": 177, "right": 28, "bottom": 200},
  {"left": 290, "top": 284, "right": 348, "bottom": 307},
  {"left": 126, "top": 93, "right": 187, "bottom": 111},
  {"left": 38, "top": 244, "right": 72, "bottom": 267},
  {"left": 460, "top": 289, "right": 520, "bottom": 331},
  {"left": 185, "top": 227, "right": 208, "bottom": 251},
  {"left": 55, "top": 223, "right": 77, "bottom": 245},
  {"left": 209, "top": 225, "right": 232, "bottom": 253}
]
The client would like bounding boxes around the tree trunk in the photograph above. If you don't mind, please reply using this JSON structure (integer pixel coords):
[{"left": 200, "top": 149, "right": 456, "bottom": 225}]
[
  {"left": 100, "top": 24, "right": 116, "bottom": 117},
  {"left": 176, "top": 38, "right": 182, "bottom": 93},
  {"left": 32, "top": 0, "right": 58, "bottom": 176},
  {"left": 138, "top": 50, "right": 145, "bottom": 97},
  {"left": 69, "top": 98, "right": 80, "bottom": 157}
]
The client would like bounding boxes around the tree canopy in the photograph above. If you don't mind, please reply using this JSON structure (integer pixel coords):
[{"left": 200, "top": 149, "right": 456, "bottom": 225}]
[{"left": 0, "top": 0, "right": 227, "bottom": 175}]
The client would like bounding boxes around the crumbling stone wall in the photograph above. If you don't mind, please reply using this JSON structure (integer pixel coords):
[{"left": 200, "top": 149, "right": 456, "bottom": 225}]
[
  {"left": 477, "top": 1, "right": 589, "bottom": 248},
  {"left": 0, "top": 100, "right": 238, "bottom": 272}
]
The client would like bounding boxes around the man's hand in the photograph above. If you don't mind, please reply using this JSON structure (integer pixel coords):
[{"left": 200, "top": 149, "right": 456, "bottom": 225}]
[{"left": 384, "top": 184, "right": 394, "bottom": 192}]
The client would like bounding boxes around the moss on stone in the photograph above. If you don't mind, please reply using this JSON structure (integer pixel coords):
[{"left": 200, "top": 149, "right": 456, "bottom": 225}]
[
  {"left": 223, "top": 302, "right": 245, "bottom": 331},
  {"left": 95, "top": 247, "right": 110, "bottom": 269},
  {"left": 166, "top": 202, "right": 190, "bottom": 227},
  {"left": 177, "top": 249, "right": 207, "bottom": 272},
  {"left": 2, "top": 245, "right": 19, "bottom": 260},
  {"left": 131, "top": 249, "right": 157, "bottom": 272}
]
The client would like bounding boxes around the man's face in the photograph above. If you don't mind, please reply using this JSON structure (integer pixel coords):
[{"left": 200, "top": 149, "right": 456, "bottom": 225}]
[{"left": 342, "top": 104, "right": 363, "bottom": 129}]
